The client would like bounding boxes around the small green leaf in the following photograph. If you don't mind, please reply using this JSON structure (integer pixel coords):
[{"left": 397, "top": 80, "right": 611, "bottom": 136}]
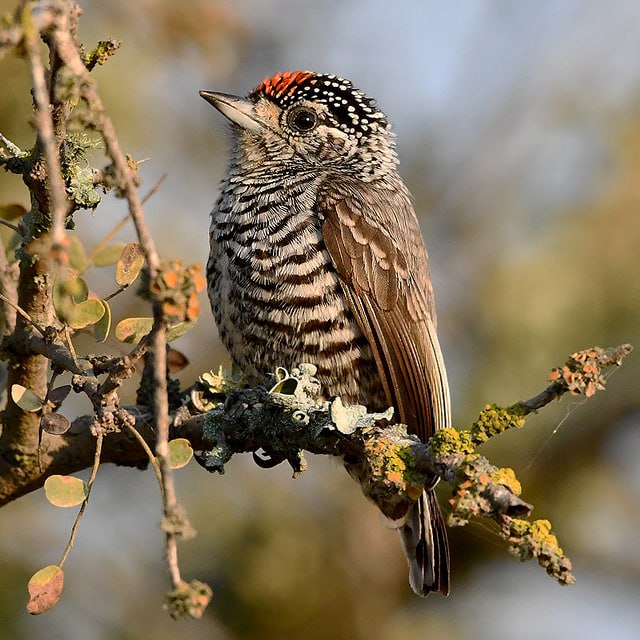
[
  {"left": 0, "top": 203, "right": 26, "bottom": 220},
  {"left": 68, "top": 234, "right": 88, "bottom": 272},
  {"left": 114, "top": 317, "right": 153, "bottom": 343},
  {"left": 44, "top": 475, "right": 88, "bottom": 507},
  {"left": 92, "top": 242, "right": 126, "bottom": 267},
  {"left": 11, "top": 385, "right": 44, "bottom": 412},
  {"left": 167, "top": 438, "right": 194, "bottom": 469},
  {"left": 53, "top": 276, "right": 89, "bottom": 321},
  {"left": 166, "top": 321, "right": 196, "bottom": 343},
  {"left": 115, "top": 243, "right": 145, "bottom": 287},
  {"left": 67, "top": 298, "right": 105, "bottom": 329},
  {"left": 41, "top": 413, "right": 72, "bottom": 435},
  {"left": 26, "top": 565, "right": 64, "bottom": 615},
  {"left": 114, "top": 318, "right": 195, "bottom": 344},
  {"left": 93, "top": 300, "right": 111, "bottom": 342}
]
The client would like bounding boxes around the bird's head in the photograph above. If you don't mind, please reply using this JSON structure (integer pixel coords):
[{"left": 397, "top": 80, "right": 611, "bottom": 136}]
[{"left": 200, "top": 71, "right": 398, "bottom": 179}]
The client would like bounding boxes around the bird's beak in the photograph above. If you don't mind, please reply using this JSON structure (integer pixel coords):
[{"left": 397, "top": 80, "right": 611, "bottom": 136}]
[{"left": 199, "top": 90, "right": 264, "bottom": 134}]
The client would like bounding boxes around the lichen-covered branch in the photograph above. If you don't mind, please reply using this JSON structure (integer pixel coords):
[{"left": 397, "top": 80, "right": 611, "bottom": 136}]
[{"left": 175, "top": 344, "right": 632, "bottom": 585}]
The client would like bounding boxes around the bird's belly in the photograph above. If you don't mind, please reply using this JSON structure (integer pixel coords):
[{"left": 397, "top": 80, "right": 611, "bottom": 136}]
[{"left": 210, "top": 243, "right": 383, "bottom": 407}]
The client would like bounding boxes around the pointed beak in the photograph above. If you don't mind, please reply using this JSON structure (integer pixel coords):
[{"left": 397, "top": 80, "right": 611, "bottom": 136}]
[{"left": 199, "top": 90, "right": 264, "bottom": 134}]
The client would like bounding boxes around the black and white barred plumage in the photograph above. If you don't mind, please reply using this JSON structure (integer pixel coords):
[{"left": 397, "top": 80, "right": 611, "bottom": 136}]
[{"left": 201, "top": 71, "right": 451, "bottom": 596}]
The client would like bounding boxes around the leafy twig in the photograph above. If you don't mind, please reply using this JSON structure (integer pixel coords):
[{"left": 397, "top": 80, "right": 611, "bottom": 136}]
[{"left": 59, "top": 433, "right": 103, "bottom": 567}]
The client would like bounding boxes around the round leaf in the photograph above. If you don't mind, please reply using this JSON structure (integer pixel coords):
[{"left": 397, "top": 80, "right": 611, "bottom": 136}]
[
  {"left": 0, "top": 203, "right": 26, "bottom": 220},
  {"left": 166, "top": 321, "right": 196, "bottom": 343},
  {"left": 26, "top": 565, "right": 64, "bottom": 615},
  {"left": 44, "top": 475, "right": 88, "bottom": 507},
  {"left": 114, "top": 317, "right": 153, "bottom": 343},
  {"left": 93, "top": 299, "right": 111, "bottom": 343},
  {"left": 115, "top": 243, "right": 145, "bottom": 287},
  {"left": 11, "top": 385, "right": 44, "bottom": 412},
  {"left": 48, "top": 385, "right": 72, "bottom": 406},
  {"left": 92, "top": 242, "right": 126, "bottom": 267},
  {"left": 68, "top": 234, "right": 88, "bottom": 272},
  {"left": 167, "top": 348, "right": 189, "bottom": 374},
  {"left": 53, "top": 276, "right": 89, "bottom": 321},
  {"left": 167, "top": 438, "right": 193, "bottom": 469},
  {"left": 67, "top": 299, "right": 105, "bottom": 329},
  {"left": 41, "top": 413, "right": 72, "bottom": 435}
]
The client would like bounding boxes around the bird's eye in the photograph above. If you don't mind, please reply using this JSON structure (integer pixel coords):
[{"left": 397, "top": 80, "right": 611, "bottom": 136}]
[{"left": 288, "top": 107, "right": 318, "bottom": 133}]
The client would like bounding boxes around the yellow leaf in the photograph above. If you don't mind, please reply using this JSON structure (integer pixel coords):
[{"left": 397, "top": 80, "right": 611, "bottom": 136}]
[
  {"left": 26, "top": 565, "right": 64, "bottom": 615},
  {"left": 167, "top": 438, "right": 194, "bottom": 469},
  {"left": 114, "top": 317, "right": 153, "bottom": 343},
  {"left": 115, "top": 243, "right": 145, "bottom": 287},
  {"left": 44, "top": 475, "right": 88, "bottom": 507},
  {"left": 11, "top": 385, "right": 43, "bottom": 412}
]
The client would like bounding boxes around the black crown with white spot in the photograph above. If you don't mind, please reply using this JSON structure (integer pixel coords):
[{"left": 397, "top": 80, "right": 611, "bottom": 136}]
[{"left": 251, "top": 71, "right": 388, "bottom": 138}]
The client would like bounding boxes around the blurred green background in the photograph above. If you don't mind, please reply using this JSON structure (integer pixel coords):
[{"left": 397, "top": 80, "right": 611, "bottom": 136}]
[{"left": 1, "top": 1, "right": 639, "bottom": 638}]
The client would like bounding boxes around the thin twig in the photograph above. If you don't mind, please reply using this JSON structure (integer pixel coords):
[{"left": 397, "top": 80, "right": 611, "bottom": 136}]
[
  {"left": 517, "top": 344, "right": 633, "bottom": 414},
  {"left": 88, "top": 212, "right": 129, "bottom": 261},
  {"left": 0, "top": 240, "right": 18, "bottom": 335},
  {"left": 23, "top": 3, "right": 68, "bottom": 246},
  {"left": 151, "top": 322, "right": 182, "bottom": 588},
  {"left": 0, "top": 292, "right": 46, "bottom": 335},
  {"left": 125, "top": 422, "right": 164, "bottom": 497},
  {"left": 59, "top": 433, "right": 103, "bottom": 567},
  {"left": 102, "top": 286, "right": 126, "bottom": 302},
  {"left": 0, "top": 219, "right": 21, "bottom": 234},
  {"left": 87, "top": 174, "right": 166, "bottom": 263},
  {"left": 64, "top": 326, "right": 79, "bottom": 369},
  {"left": 0, "top": 132, "right": 24, "bottom": 157},
  {"left": 141, "top": 173, "right": 167, "bottom": 207},
  {"left": 49, "top": 26, "right": 160, "bottom": 273}
]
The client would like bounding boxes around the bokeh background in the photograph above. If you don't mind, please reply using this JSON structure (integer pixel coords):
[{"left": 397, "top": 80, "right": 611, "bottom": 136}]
[{"left": 1, "top": 1, "right": 639, "bottom": 638}]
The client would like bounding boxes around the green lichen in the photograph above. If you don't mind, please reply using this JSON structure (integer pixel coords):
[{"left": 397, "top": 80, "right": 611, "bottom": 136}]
[
  {"left": 68, "top": 165, "right": 101, "bottom": 209},
  {"left": 192, "top": 367, "right": 244, "bottom": 412},
  {"left": 428, "top": 426, "right": 475, "bottom": 456},
  {"left": 197, "top": 409, "right": 233, "bottom": 473},
  {"left": 469, "top": 403, "right": 526, "bottom": 445}
]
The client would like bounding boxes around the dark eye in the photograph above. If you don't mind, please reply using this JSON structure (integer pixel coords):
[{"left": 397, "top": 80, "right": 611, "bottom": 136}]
[{"left": 288, "top": 107, "right": 318, "bottom": 132}]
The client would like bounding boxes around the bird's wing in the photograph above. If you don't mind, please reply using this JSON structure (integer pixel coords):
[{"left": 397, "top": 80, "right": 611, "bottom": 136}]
[{"left": 319, "top": 184, "right": 450, "bottom": 441}]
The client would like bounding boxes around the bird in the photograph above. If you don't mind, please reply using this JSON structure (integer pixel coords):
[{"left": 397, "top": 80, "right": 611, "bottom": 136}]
[{"left": 200, "top": 70, "right": 451, "bottom": 596}]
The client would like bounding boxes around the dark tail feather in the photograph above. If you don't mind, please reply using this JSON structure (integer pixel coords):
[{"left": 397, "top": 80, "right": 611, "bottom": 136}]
[{"left": 399, "top": 489, "right": 450, "bottom": 596}]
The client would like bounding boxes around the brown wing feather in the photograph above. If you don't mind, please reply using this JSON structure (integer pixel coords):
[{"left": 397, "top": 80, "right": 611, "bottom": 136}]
[{"left": 320, "top": 184, "right": 450, "bottom": 442}]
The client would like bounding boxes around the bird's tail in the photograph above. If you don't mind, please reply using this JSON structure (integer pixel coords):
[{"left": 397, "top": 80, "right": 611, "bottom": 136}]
[{"left": 398, "top": 489, "right": 450, "bottom": 596}]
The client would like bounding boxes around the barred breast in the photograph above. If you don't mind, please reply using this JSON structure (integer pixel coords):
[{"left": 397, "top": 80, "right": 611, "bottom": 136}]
[{"left": 207, "top": 171, "right": 383, "bottom": 407}]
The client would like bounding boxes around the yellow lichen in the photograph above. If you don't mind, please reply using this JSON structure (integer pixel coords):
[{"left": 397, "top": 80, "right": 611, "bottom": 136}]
[
  {"left": 364, "top": 438, "right": 421, "bottom": 496},
  {"left": 470, "top": 404, "right": 526, "bottom": 445},
  {"left": 428, "top": 427, "right": 475, "bottom": 456},
  {"left": 489, "top": 467, "right": 522, "bottom": 496}
]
